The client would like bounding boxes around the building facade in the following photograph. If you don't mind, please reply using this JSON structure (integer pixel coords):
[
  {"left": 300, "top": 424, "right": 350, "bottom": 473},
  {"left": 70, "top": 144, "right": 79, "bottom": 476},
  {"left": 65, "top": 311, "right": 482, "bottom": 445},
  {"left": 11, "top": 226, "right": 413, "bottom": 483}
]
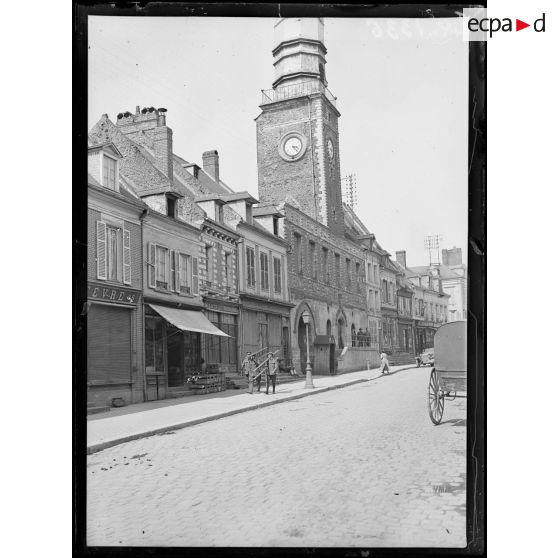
[
  {"left": 255, "top": 18, "right": 375, "bottom": 374},
  {"left": 87, "top": 143, "right": 145, "bottom": 409},
  {"left": 220, "top": 195, "right": 294, "bottom": 367},
  {"left": 440, "top": 247, "right": 468, "bottom": 322}
]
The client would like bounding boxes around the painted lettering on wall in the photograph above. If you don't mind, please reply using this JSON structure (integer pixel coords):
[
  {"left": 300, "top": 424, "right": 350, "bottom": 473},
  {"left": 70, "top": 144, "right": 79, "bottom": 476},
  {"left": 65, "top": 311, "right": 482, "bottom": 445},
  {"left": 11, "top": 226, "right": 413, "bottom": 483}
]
[{"left": 87, "top": 283, "right": 139, "bottom": 304}]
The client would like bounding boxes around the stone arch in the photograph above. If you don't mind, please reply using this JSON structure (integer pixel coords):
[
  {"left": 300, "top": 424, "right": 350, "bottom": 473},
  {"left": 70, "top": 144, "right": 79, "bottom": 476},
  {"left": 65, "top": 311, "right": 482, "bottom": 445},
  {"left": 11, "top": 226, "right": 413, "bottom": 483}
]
[
  {"left": 293, "top": 301, "right": 315, "bottom": 334},
  {"left": 335, "top": 307, "right": 347, "bottom": 350},
  {"left": 292, "top": 301, "right": 315, "bottom": 375}
]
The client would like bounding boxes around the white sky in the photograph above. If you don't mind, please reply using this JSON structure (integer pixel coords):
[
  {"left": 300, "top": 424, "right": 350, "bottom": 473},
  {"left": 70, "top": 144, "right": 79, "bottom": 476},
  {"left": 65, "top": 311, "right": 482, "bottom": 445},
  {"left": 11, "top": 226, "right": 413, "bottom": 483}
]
[{"left": 88, "top": 16, "right": 468, "bottom": 267}]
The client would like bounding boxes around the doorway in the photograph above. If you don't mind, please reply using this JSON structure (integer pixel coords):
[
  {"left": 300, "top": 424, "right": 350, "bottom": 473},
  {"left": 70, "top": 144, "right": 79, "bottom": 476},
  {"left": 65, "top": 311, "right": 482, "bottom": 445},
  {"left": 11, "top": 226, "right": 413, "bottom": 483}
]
[{"left": 167, "top": 325, "right": 184, "bottom": 387}]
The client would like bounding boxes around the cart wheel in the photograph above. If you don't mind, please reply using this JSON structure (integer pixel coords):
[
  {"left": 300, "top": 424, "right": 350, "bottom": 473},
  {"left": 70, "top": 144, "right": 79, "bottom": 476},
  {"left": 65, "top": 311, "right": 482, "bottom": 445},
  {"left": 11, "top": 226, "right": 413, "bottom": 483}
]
[{"left": 428, "top": 368, "right": 444, "bottom": 425}]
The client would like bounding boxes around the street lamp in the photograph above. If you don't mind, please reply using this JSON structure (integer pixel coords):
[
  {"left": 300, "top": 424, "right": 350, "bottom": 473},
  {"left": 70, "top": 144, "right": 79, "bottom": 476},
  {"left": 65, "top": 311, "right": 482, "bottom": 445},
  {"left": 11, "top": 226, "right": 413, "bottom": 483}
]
[{"left": 301, "top": 309, "right": 315, "bottom": 389}]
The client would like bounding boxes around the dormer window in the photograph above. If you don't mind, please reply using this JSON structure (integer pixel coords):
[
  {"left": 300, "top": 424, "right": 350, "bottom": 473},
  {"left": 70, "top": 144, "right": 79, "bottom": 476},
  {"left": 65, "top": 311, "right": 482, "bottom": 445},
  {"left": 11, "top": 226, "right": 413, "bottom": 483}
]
[
  {"left": 102, "top": 155, "right": 117, "bottom": 190},
  {"left": 273, "top": 217, "right": 279, "bottom": 236},
  {"left": 167, "top": 196, "right": 176, "bottom": 218}
]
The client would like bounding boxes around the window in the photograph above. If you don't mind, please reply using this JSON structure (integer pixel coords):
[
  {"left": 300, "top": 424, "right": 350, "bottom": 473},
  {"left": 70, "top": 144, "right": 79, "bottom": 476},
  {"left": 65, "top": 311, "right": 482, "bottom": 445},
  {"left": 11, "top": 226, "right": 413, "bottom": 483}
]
[
  {"left": 96, "top": 221, "right": 131, "bottom": 285},
  {"left": 224, "top": 252, "right": 232, "bottom": 287},
  {"left": 335, "top": 254, "right": 341, "bottom": 287},
  {"left": 102, "top": 156, "right": 117, "bottom": 190},
  {"left": 205, "top": 311, "right": 237, "bottom": 366},
  {"left": 294, "top": 233, "right": 303, "bottom": 275},
  {"left": 309, "top": 241, "right": 316, "bottom": 279},
  {"left": 167, "top": 197, "right": 176, "bottom": 218},
  {"left": 346, "top": 258, "right": 351, "bottom": 290},
  {"left": 367, "top": 263, "right": 372, "bottom": 282},
  {"left": 260, "top": 252, "right": 269, "bottom": 290},
  {"left": 107, "top": 226, "right": 119, "bottom": 281},
  {"left": 155, "top": 245, "right": 169, "bottom": 289},
  {"left": 205, "top": 245, "right": 213, "bottom": 284},
  {"left": 246, "top": 246, "right": 256, "bottom": 288},
  {"left": 374, "top": 264, "right": 379, "bottom": 283},
  {"left": 355, "top": 262, "right": 361, "bottom": 293},
  {"left": 273, "top": 217, "right": 279, "bottom": 236},
  {"left": 273, "top": 257, "right": 282, "bottom": 293},
  {"left": 178, "top": 253, "right": 191, "bottom": 294},
  {"left": 322, "top": 247, "right": 329, "bottom": 284}
]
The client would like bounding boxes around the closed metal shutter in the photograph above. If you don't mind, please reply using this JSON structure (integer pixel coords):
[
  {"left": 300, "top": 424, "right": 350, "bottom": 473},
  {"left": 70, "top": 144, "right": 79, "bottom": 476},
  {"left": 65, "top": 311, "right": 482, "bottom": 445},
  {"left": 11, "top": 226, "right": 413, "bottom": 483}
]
[{"left": 88, "top": 304, "right": 132, "bottom": 384}]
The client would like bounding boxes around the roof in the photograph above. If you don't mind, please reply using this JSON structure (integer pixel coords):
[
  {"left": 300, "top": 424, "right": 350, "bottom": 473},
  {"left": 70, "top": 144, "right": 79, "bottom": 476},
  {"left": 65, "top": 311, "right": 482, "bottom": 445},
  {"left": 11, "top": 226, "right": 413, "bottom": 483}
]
[
  {"left": 253, "top": 204, "right": 284, "bottom": 217},
  {"left": 87, "top": 173, "right": 103, "bottom": 189},
  {"left": 221, "top": 191, "right": 259, "bottom": 205},
  {"left": 88, "top": 142, "right": 123, "bottom": 159}
]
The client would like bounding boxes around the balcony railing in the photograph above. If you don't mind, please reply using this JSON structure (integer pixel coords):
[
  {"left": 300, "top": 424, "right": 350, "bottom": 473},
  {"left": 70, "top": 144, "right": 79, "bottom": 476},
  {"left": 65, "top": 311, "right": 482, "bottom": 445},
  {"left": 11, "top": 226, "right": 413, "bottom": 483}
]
[{"left": 261, "top": 80, "right": 337, "bottom": 107}]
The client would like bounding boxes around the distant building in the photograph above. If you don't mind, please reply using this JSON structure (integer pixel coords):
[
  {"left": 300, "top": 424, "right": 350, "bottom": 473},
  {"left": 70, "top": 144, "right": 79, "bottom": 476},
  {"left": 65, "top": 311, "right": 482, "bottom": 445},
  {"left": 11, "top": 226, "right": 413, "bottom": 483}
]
[
  {"left": 439, "top": 247, "right": 467, "bottom": 322},
  {"left": 406, "top": 261, "right": 450, "bottom": 350}
]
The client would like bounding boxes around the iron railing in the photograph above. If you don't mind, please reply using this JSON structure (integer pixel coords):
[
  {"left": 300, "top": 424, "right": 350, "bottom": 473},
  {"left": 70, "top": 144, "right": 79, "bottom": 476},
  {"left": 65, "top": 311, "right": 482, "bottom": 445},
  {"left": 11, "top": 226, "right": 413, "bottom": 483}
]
[{"left": 261, "top": 80, "right": 337, "bottom": 107}]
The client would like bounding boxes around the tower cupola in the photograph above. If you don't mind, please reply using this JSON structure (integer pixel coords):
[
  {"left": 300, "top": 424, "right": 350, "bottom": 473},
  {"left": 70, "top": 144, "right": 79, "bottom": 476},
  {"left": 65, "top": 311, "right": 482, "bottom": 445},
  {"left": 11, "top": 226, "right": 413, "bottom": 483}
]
[{"left": 272, "top": 18, "right": 327, "bottom": 88}]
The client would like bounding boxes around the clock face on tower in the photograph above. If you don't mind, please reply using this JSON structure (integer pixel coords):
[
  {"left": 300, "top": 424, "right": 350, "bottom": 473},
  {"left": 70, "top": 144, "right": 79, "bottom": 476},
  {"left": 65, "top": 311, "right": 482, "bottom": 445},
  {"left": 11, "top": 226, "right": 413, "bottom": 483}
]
[
  {"left": 278, "top": 131, "right": 307, "bottom": 162},
  {"left": 285, "top": 137, "right": 302, "bottom": 156},
  {"left": 327, "top": 138, "right": 335, "bottom": 160}
]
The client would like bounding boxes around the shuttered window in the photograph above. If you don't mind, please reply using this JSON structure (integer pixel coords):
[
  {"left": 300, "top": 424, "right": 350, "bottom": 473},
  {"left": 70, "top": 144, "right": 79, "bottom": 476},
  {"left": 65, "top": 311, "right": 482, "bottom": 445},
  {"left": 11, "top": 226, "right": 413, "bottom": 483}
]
[
  {"left": 191, "top": 257, "right": 199, "bottom": 295},
  {"left": 122, "top": 229, "right": 131, "bottom": 284},
  {"left": 87, "top": 304, "right": 132, "bottom": 384},
  {"left": 246, "top": 247, "right": 256, "bottom": 288},
  {"left": 260, "top": 252, "right": 269, "bottom": 291},
  {"left": 96, "top": 221, "right": 107, "bottom": 280},
  {"left": 178, "top": 253, "right": 191, "bottom": 294},
  {"left": 273, "top": 257, "right": 281, "bottom": 293}
]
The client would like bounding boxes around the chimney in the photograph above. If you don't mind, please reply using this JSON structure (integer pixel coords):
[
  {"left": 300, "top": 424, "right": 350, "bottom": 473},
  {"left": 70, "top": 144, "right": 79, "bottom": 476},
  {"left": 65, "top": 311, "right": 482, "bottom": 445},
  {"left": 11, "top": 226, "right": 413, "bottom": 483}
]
[
  {"left": 395, "top": 250, "right": 407, "bottom": 269},
  {"left": 442, "top": 247, "right": 462, "bottom": 266},
  {"left": 202, "top": 150, "right": 220, "bottom": 183},
  {"left": 116, "top": 107, "right": 173, "bottom": 181}
]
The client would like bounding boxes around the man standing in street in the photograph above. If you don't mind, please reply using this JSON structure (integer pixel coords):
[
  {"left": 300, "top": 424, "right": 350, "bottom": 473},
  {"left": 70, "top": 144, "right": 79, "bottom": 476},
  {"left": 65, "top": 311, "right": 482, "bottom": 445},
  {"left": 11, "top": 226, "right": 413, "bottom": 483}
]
[
  {"left": 266, "top": 352, "right": 279, "bottom": 394},
  {"left": 242, "top": 351, "right": 256, "bottom": 394}
]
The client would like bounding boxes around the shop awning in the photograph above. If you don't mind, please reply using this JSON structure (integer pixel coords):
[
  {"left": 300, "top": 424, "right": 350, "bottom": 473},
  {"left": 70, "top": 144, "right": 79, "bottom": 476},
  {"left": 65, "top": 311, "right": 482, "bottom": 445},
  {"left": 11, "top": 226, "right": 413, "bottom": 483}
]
[{"left": 148, "top": 304, "right": 230, "bottom": 337}]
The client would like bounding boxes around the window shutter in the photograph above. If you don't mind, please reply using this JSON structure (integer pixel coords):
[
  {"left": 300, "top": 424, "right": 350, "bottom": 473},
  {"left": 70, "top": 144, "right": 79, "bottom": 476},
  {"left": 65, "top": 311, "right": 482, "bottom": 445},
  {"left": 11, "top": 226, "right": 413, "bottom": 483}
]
[
  {"left": 123, "top": 229, "right": 131, "bottom": 285},
  {"left": 170, "top": 250, "right": 177, "bottom": 292},
  {"left": 96, "top": 221, "right": 107, "bottom": 280},
  {"left": 165, "top": 248, "right": 170, "bottom": 288},
  {"left": 148, "top": 243, "right": 156, "bottom": 288},
  {"left": 192, "top": 257, "right": 199, "bottom": 295}
]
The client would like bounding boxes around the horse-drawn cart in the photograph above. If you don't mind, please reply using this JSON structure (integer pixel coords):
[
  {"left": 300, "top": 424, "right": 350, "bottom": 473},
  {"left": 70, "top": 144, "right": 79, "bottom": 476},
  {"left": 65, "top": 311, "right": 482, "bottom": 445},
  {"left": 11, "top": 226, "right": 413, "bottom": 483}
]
[{"left": 428, "top": 321, "right": 467, "bottom": 425}]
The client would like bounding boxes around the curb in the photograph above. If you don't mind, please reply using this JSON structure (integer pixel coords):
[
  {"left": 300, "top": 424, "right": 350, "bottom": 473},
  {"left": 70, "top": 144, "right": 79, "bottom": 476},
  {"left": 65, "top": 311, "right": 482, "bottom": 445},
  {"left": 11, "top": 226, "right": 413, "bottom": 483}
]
[{"left": 87, "top": 364, "right": 418, "bottom": 455}]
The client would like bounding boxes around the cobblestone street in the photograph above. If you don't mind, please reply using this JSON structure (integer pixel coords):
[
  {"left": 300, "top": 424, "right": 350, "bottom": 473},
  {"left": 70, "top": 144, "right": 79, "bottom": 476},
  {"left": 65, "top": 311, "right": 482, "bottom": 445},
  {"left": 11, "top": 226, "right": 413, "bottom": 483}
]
[{"left": 87, "top": 367, "right": 466, "bottom": 548}]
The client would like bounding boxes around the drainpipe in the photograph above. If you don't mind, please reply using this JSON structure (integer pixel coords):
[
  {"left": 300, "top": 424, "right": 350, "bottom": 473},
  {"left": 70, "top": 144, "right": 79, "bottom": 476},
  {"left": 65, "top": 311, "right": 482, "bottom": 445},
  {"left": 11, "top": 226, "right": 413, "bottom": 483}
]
[
  {"left": 306, "top": 96, "right": 319, "bottom": 221},
  {"left": 140, "top": 207, "right": 149, "bottom": 401}
]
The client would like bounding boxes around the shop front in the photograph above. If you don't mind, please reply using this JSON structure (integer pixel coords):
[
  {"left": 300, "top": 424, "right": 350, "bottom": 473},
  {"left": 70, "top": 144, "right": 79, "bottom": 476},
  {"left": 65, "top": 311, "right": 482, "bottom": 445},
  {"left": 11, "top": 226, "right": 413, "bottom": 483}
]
[
  {"left": 144, "top": 303, "right": 230, "bottom": 400},
  {"left": 201, "top": 299, "right": 240, "bottom": 375},
  {"left": 87, "top": 283, "right": 143, "bottom": 409}
]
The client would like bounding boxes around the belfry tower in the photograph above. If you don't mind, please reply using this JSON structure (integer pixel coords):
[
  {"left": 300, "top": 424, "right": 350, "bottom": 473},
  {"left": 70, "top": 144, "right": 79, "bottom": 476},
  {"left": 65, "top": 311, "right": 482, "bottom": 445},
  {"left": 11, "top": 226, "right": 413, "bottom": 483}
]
[{"left": 256, "top": 18, "right": 344, "bottom": 236}]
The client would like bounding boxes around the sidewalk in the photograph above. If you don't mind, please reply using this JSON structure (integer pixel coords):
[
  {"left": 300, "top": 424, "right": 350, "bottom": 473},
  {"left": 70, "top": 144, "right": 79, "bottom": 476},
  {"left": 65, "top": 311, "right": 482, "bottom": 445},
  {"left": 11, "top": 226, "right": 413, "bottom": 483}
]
[{"left": 87, "top": 364, "right": 419, "bottom": 454}]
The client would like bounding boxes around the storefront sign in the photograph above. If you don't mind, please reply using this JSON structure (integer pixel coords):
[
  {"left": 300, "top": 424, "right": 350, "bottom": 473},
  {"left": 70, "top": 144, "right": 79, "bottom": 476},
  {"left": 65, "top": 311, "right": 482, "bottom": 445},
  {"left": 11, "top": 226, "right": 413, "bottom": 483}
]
[{"left": 88, "top": 283, "right": 140, "bottom": 305}]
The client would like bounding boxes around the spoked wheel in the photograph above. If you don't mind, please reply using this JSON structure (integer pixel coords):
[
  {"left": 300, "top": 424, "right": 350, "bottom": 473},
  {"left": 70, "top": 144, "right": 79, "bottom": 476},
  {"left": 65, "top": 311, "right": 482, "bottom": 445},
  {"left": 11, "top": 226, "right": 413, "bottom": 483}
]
[{"left": 428, "top": 368, "right": 444, "bottom": 425}]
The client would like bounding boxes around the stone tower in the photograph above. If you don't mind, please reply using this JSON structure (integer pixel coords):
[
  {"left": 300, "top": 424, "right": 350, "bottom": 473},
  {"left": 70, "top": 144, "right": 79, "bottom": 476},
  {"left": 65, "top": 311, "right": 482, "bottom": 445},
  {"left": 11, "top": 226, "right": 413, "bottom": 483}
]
[{"left": 256, "top": 18, "right": 344, "bottom": 236}]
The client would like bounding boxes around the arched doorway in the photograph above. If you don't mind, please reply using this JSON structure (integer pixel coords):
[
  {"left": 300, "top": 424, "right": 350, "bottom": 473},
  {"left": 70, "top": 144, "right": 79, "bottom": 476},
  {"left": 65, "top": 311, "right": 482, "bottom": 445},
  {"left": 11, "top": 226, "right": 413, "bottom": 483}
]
[{"left": 337, "top": 318, "right": 345, "bottom": 349}]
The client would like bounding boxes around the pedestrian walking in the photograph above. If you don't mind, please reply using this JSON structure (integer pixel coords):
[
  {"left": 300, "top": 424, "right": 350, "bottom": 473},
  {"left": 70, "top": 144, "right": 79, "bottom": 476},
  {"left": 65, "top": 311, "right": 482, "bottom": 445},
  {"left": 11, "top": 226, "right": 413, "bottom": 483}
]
[
  {"left": 380, "top": 352, "right": 390, "bottom": 375},
  {"left": 241, "top": 351, "right": 256, "bottom": 394},
  {"left": 266, "top": 352, "right": 279, "bottom": 394}
]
